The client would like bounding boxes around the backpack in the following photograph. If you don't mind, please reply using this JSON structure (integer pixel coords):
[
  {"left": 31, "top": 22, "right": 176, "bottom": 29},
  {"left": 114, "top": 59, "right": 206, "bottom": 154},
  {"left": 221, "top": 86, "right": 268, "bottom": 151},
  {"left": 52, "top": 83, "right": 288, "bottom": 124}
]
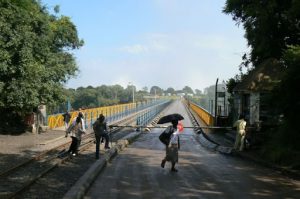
[{"left": 159, "top": 126, "right": 174, "bottom": 145}]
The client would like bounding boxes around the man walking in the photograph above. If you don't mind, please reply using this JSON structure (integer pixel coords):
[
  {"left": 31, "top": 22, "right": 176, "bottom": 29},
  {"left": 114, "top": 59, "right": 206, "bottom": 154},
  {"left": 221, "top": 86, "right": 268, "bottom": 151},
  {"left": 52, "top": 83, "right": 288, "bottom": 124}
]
[
  {"left": 93, "top": 114, "right": 110, "bottom": 159},
  {"left": 233, "top": 115, "right": 247, "bottom": 151}
]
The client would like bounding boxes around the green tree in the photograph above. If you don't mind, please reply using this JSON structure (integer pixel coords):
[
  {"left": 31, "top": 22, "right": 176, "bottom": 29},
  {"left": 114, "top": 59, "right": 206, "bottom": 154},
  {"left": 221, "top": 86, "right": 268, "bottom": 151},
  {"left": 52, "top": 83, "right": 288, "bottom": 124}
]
[
  {"left": 150, "top": 86, "right": 163, "bottom": 95},
  {"left": 182, "top": 86, "right": 194, "bottom": 95},
  {"left": 225, "top": 78, "right": 238, "bottom": 94},
  {"left": 126, "top": 85, "right": 136, "bottom": 102},
  {"left": 0, "top": 0, "right": 83, "bottom": 131},
  {"left": 194, "top": 89, "right": 202, "bottom": 96},
  {"left": 223, "top": 0, "right": 300, "bottom": 66},
  {"left": 111, "top": 85, "right": 126, "bottom": 100},
  {"left": 73, "top": 88, "right": 97, "bottom": 109},
  {"left": 165, "top": 87, "right": 175, "bottom": 95},
  {"left": 271, "top": 46, "right": 300, "bottom": 145},
  {"left": 142, "top": 86, "right": 148, "bottom": 93}
]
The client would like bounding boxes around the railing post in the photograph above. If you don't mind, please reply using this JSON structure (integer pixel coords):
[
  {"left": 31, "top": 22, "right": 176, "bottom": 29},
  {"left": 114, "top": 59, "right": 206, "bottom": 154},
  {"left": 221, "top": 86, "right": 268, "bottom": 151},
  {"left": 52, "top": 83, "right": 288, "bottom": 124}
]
[
  {"left": 84, "top": 112, "right": 88, "bottom": 129},
  {"left": 90, "top": 111, "right": 93, "bottom": 128}
]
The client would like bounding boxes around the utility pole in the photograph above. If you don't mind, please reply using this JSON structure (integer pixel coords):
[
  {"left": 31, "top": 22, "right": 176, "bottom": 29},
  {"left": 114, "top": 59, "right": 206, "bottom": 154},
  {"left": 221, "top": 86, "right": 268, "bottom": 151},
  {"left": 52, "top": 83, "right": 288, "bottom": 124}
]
[
  {"left": 132, "top": 86, "right": 135, "bottom": 104},
  {"left": 215, "top": 78, "right": 219, "bottom": 126},
  {"left": 129, "top": 82, "right": 135, "bottom": 103}
]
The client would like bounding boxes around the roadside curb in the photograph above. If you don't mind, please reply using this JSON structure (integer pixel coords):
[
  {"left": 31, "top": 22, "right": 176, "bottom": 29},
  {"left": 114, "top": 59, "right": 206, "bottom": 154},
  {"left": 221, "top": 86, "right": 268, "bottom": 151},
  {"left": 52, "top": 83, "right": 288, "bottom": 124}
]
[
  {"left": 198, "top": 132, "right": 233, "bottom": 154},
  {"left": 63, "top": 131, "right": 142, "bottom": 199}
]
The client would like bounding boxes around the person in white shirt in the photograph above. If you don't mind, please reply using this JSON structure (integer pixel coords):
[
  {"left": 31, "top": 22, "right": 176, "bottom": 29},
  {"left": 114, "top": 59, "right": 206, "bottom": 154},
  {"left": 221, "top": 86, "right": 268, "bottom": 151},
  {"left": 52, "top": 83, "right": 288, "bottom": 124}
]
[
  {"left": 71, "top": 111, "right": 86, "bottom": 154},
  {"left": 65, "top": 117, "right": 85, "bottom": 156}
]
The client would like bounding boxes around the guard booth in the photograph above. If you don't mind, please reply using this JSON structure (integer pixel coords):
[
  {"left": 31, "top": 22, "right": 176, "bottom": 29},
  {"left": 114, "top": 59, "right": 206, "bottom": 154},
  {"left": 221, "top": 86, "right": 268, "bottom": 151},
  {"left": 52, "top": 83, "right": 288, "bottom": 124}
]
[
  {"left": 24, "top": 113, "right": 34, "bottom": 128},
  {"left": 25, "top": 105, "right": 48, "bottom": 133},
  {"left": 215, "top": 91, "right": 229, "bottom": 127}
]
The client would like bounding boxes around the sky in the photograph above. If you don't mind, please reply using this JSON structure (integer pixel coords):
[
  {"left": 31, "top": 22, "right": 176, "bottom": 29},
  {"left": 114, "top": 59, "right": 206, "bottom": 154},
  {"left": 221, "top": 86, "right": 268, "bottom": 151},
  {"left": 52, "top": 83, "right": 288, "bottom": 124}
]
[{"left": 42, "top": 0, "right": 249, "bottom": 92}]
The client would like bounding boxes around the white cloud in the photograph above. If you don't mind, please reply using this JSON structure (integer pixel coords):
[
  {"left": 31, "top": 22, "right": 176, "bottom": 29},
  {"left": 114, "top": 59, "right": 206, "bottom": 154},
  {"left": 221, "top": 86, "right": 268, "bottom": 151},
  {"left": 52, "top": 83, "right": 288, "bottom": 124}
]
[
  {"left": 118, "top": 35, "right": 170, "bottom": 55},
  {"left": 111, "top": 75, "right": 132, "bottom": 88},
  {"left": 119, "top": 44, "right": 149, "bottom": 54}
]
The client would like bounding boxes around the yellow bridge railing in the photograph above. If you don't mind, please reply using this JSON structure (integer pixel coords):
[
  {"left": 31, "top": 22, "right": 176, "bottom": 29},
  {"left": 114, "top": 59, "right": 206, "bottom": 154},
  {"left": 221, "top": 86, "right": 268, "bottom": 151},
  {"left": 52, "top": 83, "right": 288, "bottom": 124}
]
[
  {"left": 47, "top": 102, "right": 137, "bottom": 129},
  {"left": 188, "top": 101, "right": 214, "bottom": 126}
]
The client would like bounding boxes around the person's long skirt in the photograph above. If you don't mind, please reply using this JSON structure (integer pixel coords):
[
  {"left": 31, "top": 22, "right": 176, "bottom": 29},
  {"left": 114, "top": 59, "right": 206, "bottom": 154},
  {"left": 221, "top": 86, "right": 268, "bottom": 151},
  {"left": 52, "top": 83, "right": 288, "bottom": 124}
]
[{"left": 165, "top": 144, "right": 178, "bottom": 163}]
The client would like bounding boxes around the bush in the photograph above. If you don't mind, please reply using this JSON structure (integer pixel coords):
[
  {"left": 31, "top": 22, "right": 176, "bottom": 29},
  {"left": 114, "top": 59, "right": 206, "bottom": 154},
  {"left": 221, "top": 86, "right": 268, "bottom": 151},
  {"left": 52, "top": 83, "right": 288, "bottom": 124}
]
[{"left": 0, "top": 108, "right": 26, "bottom": 134}]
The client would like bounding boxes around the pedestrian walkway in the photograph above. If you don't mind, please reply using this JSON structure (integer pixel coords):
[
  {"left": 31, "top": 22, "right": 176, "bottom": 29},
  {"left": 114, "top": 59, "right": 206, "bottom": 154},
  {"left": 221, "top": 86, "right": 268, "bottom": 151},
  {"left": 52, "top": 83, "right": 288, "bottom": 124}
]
[
  {"left": 0, "top": 129, "right": 69, "bottom": 173},
  {"left": 0, "top": 130, "right": 67, "bottom": 154}
]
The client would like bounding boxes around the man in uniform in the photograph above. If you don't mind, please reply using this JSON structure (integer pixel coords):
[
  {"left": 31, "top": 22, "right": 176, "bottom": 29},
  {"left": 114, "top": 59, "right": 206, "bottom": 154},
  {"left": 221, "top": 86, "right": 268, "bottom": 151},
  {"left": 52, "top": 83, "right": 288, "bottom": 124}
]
[{"left": 233, "top": 115, "right": 247, "bottom": 151}]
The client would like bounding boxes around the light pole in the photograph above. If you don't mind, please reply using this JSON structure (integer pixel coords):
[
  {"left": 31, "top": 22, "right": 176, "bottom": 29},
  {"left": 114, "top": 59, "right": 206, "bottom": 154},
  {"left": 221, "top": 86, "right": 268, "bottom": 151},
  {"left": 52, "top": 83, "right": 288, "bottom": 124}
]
[
  {"left": 132, "top": 86, "right": 135, "bottom": 104},
  {"left": 129, "top": 82, "right": 135, "bottom": 103},
  {"left": 215, "top": 78, "right": 219, "bottom": 126}
]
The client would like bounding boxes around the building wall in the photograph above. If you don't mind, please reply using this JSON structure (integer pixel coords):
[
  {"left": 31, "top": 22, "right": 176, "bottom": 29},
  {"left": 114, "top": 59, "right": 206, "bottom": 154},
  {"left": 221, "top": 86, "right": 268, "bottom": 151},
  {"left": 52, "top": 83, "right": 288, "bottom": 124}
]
[
  {"left": 249, "top": 93, "right": 260, "bottom": 125},
  {"left": 233, "top": 94, "right": 241, "bottom": 121},
  {"left": 233, "top": 92, "right": 260, "bottom": 126}
]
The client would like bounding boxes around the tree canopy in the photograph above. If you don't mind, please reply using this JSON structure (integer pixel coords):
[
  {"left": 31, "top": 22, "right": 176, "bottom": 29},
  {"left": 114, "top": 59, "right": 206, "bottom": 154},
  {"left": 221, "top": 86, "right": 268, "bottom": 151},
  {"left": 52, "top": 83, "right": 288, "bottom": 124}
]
[
  {"left": 165, "top": 87, "right": 175, "bottom": 95},
  {"left": 53, "top": 85, "right": 200, "bottom": 113},
  {"left": 223, "top": 0, "right": 300, "bottom": 66},
  {"left": 0, "top": 0, "right": 83, "bottom": 131},
  {"left": 182, "top": 86, "right": 194, "bottom": 94},
  {"left": 150, "top": 86, "right": 163, "bottom": 95}
]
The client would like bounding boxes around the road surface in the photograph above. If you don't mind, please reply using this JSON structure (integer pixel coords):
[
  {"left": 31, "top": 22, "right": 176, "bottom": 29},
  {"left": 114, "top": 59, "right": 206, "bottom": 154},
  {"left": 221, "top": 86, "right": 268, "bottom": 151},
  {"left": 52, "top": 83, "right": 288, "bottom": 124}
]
[{"left": 85, "top": 100, "right": 300, "bottom": 199}]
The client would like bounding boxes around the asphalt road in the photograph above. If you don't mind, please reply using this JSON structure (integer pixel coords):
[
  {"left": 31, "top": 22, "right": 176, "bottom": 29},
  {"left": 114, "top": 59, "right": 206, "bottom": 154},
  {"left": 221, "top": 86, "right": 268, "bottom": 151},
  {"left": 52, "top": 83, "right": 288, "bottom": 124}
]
[{"left": 85, "top": 100, "right": 300, "bottom": 199}]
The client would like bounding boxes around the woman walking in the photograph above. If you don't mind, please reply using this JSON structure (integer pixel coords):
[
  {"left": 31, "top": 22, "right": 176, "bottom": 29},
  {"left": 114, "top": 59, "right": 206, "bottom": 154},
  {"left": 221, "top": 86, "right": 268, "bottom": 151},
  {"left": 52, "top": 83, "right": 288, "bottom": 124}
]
[
  {"left": 161, "top": 120, "right": 181, "bottom": 172},
  {"left": 66, "top": 116, "right": 85, "bottom": 156}
]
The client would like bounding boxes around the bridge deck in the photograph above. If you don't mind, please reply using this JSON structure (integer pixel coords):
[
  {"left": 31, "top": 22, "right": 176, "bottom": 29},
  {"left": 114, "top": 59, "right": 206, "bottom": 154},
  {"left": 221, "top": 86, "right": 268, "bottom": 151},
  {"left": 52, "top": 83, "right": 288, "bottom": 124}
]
[{"left": 85, "top": 100, "right": 300, "bottom": 199}]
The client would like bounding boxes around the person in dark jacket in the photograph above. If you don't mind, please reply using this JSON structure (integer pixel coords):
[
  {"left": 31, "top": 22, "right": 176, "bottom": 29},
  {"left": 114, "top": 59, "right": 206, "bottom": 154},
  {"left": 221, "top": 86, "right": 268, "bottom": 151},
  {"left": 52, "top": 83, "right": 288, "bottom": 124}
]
[
  {"left": 93, "top": 114, "right": 110, "bottom": 159},
  {"left": 161, "top": 120, "right": 180, "bottom": 172}
]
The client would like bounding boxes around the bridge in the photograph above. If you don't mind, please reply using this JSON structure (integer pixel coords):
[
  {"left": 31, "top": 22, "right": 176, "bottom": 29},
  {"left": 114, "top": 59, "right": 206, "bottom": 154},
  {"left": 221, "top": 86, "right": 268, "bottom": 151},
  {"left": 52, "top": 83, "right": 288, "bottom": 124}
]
[
  {"left": 0, "top": 99, "right": 299, "bottom": 199},
  {"left": 65, "top": 100, "right": 299, "bottom": 198},
  {"left": 1, "top": 1, "right": 299, "bottom": 198}
]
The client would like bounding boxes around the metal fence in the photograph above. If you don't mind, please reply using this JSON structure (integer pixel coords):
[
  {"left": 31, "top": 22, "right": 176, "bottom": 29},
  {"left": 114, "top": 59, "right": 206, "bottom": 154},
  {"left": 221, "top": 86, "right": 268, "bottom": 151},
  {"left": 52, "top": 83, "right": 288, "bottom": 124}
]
[{"left": 47, "top": 99, "right": 169, "bottom": 129}]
